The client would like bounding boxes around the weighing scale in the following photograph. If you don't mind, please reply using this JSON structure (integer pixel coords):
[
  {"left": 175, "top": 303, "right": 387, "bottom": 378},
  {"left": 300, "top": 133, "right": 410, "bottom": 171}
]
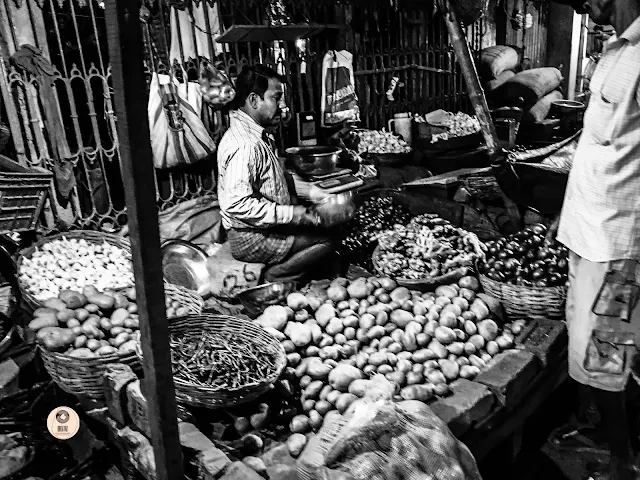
[{"left": 293, "top": 111, "right": 364, "bottom": 194}]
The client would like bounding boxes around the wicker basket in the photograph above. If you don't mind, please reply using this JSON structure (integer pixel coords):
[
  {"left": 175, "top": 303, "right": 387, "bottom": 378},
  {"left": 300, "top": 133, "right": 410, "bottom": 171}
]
[
  {"left": 371, "top": 243, "right": 470, "bottom": 291},
  {"left": 169, "top": 314, "right": 287, "bottom": 408},
  {"left": 0, "top": 154, "right": 52, "bottom": 234},
  {"left": 40, "top": 282, "right": 203, "bottom": 400},
  {"left": 479, "top": 272, "right": 567, "bottom": 320}
]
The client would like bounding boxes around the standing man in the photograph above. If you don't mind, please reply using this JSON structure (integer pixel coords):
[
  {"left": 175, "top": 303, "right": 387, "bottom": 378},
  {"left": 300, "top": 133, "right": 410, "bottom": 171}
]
[
  {"left": 551, "top": 0, "right": 640, "bottom": 478},
  {"left": 217, "top": 64, "right": 336, "bottom": 283}
]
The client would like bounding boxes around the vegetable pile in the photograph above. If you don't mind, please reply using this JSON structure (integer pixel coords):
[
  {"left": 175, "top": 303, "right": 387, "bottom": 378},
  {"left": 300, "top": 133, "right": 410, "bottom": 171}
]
[
  {"left": 170, "top": 332, "right": 280, "bottom": 388},
  {"left": 255, "top": 274, "right": 512, "bottom": 436},
  {"left": 28, "top": 286, "right": 193, "bottom": 357},
  {"left": 414, "top": 111, "right": 481, "bottom": 143},
  {"left": 19, "top": 237, "right": 134, "bottom": 302},
  {"left": 340, "top": 196, "right": 411, "bottom": 271},
  {"left": 349, "top": 129, "right": 412, "bottom": 155},
  {"left": 376, "top": 214, "right": 486, "bottom": 280},
  {"left": 479, "top": 223, "right": 569, "bottom": 287}
]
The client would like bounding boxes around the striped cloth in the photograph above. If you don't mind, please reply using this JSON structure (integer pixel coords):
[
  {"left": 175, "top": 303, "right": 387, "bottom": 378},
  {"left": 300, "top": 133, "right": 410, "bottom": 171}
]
[
  {"left": 558, "top": 16, "right": 640, "bottom": 262},
  {"left": 217, "top": 109, "right": 295, "bottom": 264}
]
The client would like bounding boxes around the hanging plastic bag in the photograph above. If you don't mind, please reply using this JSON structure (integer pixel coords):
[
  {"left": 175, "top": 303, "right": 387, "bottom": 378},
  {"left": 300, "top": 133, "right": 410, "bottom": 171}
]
[
  {"left": 321, "top": 50, "right": 360, "bottom": 127},
  {"left": 198, "top": 62, "right": 236, "bottom": 108},
  {"left": 148, "top": 72, "right": 216, "bottom": 169}
]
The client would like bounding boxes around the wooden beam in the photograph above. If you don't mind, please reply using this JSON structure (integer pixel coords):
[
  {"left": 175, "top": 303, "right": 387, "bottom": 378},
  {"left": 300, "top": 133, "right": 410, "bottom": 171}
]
[{"left": 103, "top": 2, "right": 184, "bottom": 480}]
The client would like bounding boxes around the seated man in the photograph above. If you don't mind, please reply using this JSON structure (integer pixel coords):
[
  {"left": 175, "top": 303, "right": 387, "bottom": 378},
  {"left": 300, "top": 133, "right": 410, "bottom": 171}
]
[{"left": 217, "top": 64, "right": 338, "bottom": 284}]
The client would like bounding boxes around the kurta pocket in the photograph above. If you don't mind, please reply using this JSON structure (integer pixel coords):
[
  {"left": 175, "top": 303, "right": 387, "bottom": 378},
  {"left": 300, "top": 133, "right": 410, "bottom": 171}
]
[{"left": 583, "top": 330, "right": 635, "bottom": 376}]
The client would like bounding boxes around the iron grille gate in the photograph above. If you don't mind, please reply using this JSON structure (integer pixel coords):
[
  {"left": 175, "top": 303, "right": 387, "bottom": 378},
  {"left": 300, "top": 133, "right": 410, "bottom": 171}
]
[{"left": 0, "top": 0, "right": 483, "bottom": 231}]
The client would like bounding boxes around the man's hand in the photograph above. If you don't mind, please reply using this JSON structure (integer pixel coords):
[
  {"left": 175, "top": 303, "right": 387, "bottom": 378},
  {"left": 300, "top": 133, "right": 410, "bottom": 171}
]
[
  {"left": 291, "top": 206, "right": 321, "bottom": 227},
  {"left": 546, "top": 216, "right": 560, "bottom": 242}
]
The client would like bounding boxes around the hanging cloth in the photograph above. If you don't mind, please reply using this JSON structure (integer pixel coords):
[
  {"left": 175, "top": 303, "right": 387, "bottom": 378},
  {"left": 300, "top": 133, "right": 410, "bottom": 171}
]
[
  {"left": 11, "top": 45, "right": 76, "bottom": 201},
  {"left": 169, "top": 0, "right": 225, "bottom": 64}
]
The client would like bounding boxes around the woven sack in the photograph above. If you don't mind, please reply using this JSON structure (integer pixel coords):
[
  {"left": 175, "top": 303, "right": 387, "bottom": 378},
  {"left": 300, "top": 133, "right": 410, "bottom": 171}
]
[
  {"left": 494, "top": 67, "right": 563, "bottom": 110},
  {"left": 485, "top": 70, "right": 515, "bottom": 92},
  {"left": 480, "top": 45, "right": 520, "bottom": 80},
  {"left": 524, "top": 90, "right": 564, "bottom": 124}
]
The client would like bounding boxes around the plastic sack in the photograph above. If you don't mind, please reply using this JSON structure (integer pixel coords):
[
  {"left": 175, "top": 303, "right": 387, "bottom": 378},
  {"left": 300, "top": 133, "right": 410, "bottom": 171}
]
[
  {"left": 298, "top": 376, "right": 483, "bottom": 480},
  {"left": 321, "top": 50, "right": 360, "bottom": 127},
  {"left": 148, "top": 72, "right": 216, "bottom": 169},
  {"left": 199, "top": 62, "right": 236, "bottom": 107}
]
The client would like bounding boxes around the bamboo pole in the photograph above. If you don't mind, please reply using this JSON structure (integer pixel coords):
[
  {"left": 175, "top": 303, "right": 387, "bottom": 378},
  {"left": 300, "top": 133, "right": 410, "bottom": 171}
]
[
  {"left": 104, "top": 2, "right": 185, "bottom": 479},
  {"left": 440, "top": 0, "right": 504, "bottom": 165}
]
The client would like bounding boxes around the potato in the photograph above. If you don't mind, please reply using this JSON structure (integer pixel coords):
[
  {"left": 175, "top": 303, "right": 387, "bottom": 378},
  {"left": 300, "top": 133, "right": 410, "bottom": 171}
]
[
  {"left": 68, "top": 348, "right": 95, "bottom": 358},
  {"left": 435, "top": 285, "right": 457, "bottom": 299},
  {"left": 96, "top": 345, "right": 118, "bottom": 356},
  {"left": 446, "top": 342, "right": 465, "bottom": 356},
  {"left": 401, "top": 332, "right": 417, "bottom": 352},
  {"left": 477, "top": 319, "right": 499, "bottom": 342},
  {"left": 332, "top": 393, "right": 356, "bottom": 414},
  {"left": 390, "top": 310, "right": 414, "bottom": 328},
  {"left": 426, "top": 370, "right": 447, "bottom": 385},
  {"left": 123, "top": 318, "right": 139, "bottom": 329},
  {"left": 348, "top": 379, "right": 371, "bottom": 397},
  {"left": 469, "top": 354, "right": 487, "bottom": 370},
  {"left": 86, "top": 339, "right": 100, "bottom": 351},
  {"left": 496, "top": 335, "right": 514, "bottom": 350},
  {"left": 325, "top": 318, "right": 344, "bottom": 337},
  {"left": 84, "top": 304, "right": 100, "bottom": 314},
  {"left": 86, "top": 293, "right": 115, "bottom": 311},
  {"left": 34, "top": 307, "right": 58, "bottom": 317},
  {"left": 434, "top": 383, "right": 452, "bottom": 397},
  {"left": 459, "top": 365, "right": 480, "bottom": 379},
  {"left": 59, "top": 290, "right": 88, "bottom": 309},
  {"left": 439, "top": 359, "right": 460, "bottom": 381},
  {"left": 486, "top": 340, "right": 500, "bottom": 356},
  {"left": 400, "top": 384, "right": 434, "bottom": 402},
  {"left": 29, "top": 315, "right": 58, "bottom": 332},
  {"left": 406, "top": 371, "right": 424, "bottom": 386},
  {"left": 118, "top": 340, "right": 138, "bottom": 353},
  {"left": 37, "top": 326, "right": 75, "bottom": 352},
  {"left": 287, "top": 433, "right": 307, "bottom": 459},
  {"left": 308, "top": 410, "right": 323, "bottom": 431},
  {"left": 43, "top": 298, "right": 68, "bottom": 312},
  {"left": 385, "top": 371, "right": 406, "bottom": 388},
  {"left": 113, "top": 332, "right": 131, "bottom": 348},
  {"left": 306, "top": 359, "right": 332, "bottom": 380},
  {"left": 434, "top": 326, "right": 456, "bottom": 345},
  {"left": 468, "top": 334, "right": 486, "bottom": 350},
  {"left": 55, "top": 309, "right": 75, "bottom": 324}
]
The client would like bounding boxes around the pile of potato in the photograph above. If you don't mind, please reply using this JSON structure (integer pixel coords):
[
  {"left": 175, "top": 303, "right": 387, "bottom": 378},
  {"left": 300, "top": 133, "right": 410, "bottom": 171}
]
[
  {"left": 19, "top": 237, "right": 135, "bottom": 302},
  {"left": 255, "top": 275, "right": 513, "bottom": 436},
  {"left": 28, "top": 286, "right": 193, "bottom": 358}
]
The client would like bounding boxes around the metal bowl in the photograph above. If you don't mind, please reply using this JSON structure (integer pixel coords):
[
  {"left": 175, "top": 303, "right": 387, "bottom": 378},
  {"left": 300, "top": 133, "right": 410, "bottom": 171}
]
[
  {"left": 312, "top": 191, "right": 357, "bottom": 227},
  {"left": 236, "top": 282, "right": 297, "bottom": 317},
  {"left": 285, "top": 146, "right": 341, "bottom": 177},
  {"left": 161, "top": 240, "right": 211, "bottom": 296}
]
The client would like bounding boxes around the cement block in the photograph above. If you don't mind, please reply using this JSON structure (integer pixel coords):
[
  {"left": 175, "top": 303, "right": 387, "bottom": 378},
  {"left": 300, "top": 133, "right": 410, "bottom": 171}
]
[
  {"left": 429, "top": 378, "right": 495, "bottom": 436},
  {"left": 261, "top": 443, "right": 296, "bottom": 467},
  {"left": 198, "top": 447, "right": 232, "bottom": 480},
  {"left": 126, "top": 381, "right": 150, "bottom": 438},
  {"left": 519, "top": 318, "right": 567, "bottom": 367},
  {"left": 0, "top": 359, "right": 19, "bottom": 397},
  {"left": 104, "top": 363, "right": 137, "bottom": 426},
  {"left": 266, "top": 463, "right": 298, "bottom": 480},
  {"left": 220, "top": 461, "right": 264, "bottom": 480},
  {"left": 474, "top": 349, "right": 540, "bottom": 408}
]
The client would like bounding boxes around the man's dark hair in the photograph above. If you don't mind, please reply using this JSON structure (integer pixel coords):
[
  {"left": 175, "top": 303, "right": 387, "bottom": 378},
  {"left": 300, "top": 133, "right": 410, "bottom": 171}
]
[{"left": 233, "top": 64, "right": 283, "bottom": 109}]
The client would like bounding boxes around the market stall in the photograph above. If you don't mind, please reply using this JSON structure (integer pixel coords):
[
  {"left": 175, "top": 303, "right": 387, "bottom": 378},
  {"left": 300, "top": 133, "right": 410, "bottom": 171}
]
[{"left": 0, "top": 0, "right": 585, "bottom": 479}]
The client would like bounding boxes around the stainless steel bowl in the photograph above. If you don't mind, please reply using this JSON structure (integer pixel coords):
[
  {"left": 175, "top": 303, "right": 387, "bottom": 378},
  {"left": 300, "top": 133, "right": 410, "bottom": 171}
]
[
  {"left": 161, "top": 240, "right": 211, "bottom": 296},
  {"left": 285, "top": 146, "right": 341, "bottom": 177},
  {"left": 236, "top": 282, "right": 297, "bottom": 317},
  {"left": 312, "top": 191, "right": 357, "bottom": 227}
]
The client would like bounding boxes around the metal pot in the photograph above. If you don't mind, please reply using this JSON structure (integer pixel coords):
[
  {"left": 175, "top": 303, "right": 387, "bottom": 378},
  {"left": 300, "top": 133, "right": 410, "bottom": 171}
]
[
  {"left": 550, "top": 100, "right": 585, "bottom": 138},
  {"left": 311, "top": 191, "right": 357, "bottom": 227},
  {"left": 285, "top": 146, "right": 341, "bottom": 177}
]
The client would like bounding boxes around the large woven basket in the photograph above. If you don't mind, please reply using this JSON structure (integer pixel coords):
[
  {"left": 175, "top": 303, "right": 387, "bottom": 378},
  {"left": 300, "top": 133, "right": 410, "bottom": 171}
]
[
  {"left": 17, "top": 230, "right": 133, "bottom": 311},
  {"left": 479, "top": 272, "right": 567, "bottom": 320},
  {"left": 168, "top": 314, "right": 286, "bottom": 409},
  {"left": 39, "top": 283, "right": 203, "bottom": 400},
  {"left": 371, "top": 243, "right": 470, "bottom": 291}
]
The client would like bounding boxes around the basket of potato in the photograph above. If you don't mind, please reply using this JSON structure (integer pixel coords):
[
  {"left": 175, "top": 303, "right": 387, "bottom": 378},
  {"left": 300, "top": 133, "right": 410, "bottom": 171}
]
[{"left": 30, "top": 283, "right": 203, "bottom": 400}]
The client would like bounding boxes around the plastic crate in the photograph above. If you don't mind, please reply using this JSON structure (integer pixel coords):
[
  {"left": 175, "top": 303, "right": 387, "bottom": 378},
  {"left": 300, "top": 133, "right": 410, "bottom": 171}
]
[{"left": 0, "top": 155, "right": 52, "bottom": 233}]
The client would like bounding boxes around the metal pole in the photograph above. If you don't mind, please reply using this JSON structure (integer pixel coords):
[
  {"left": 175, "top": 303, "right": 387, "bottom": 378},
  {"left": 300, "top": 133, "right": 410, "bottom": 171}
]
[{"left": 103, "top": 2, "right": 184, "bottom": 479}]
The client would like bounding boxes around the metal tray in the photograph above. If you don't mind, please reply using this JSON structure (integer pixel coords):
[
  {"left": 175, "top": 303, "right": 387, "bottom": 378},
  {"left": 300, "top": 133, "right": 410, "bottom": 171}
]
[{"left": 161, "top": 240, "right": 211, "bottom": 297}]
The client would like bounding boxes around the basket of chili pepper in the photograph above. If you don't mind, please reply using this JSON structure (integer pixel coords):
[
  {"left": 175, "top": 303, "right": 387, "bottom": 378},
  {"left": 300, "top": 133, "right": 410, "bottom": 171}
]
[{"left": 168, "top": 314, "right": 287, "bottom": 408}]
